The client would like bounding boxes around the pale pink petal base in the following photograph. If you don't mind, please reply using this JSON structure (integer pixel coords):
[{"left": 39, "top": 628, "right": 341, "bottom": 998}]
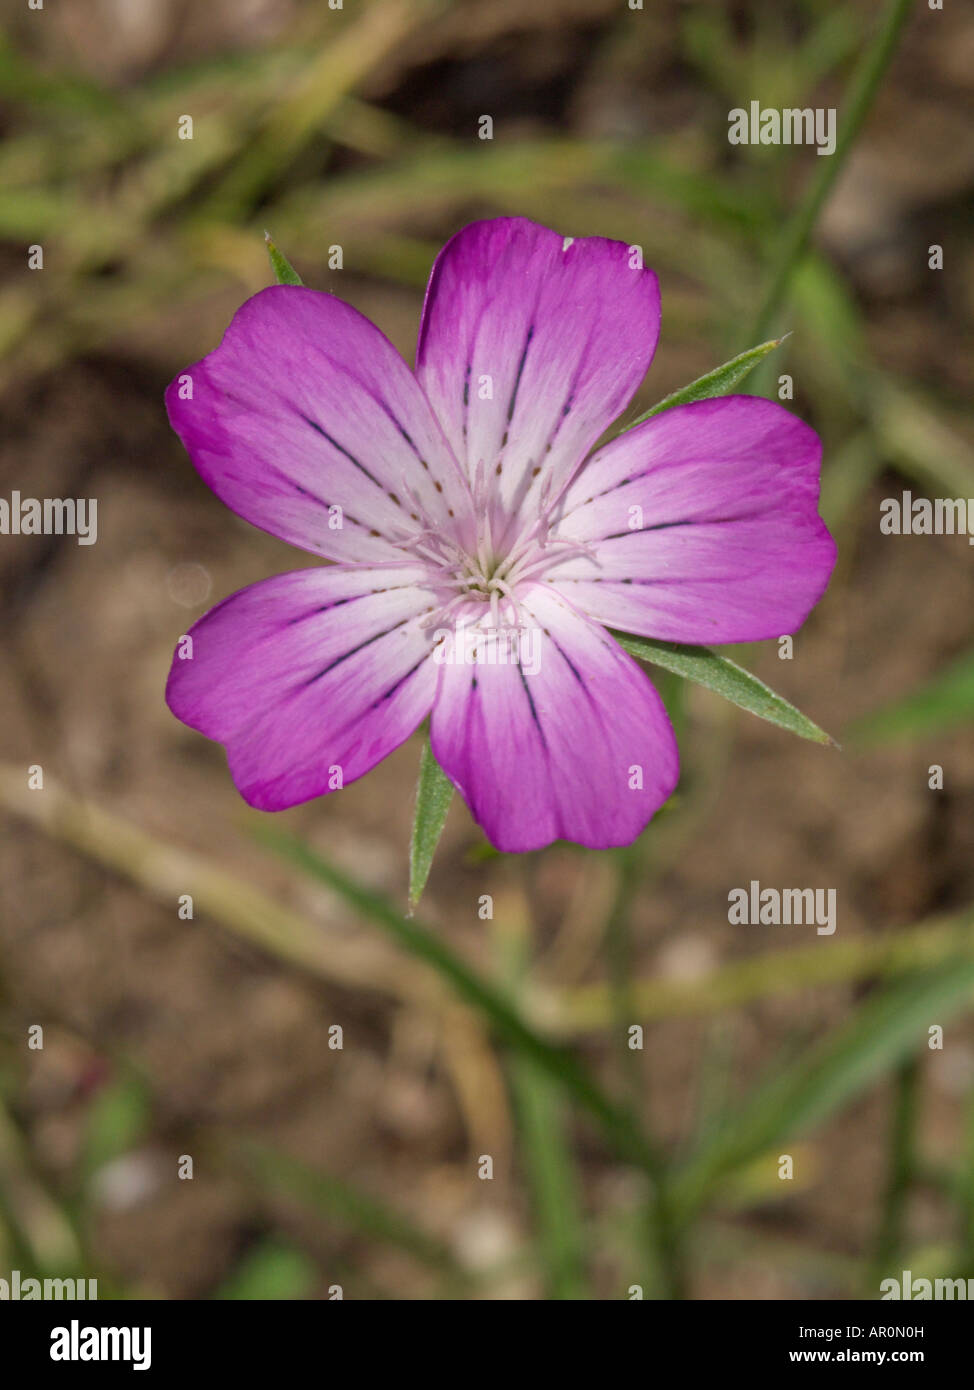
[{"left": 430, "top": 585, "right": 679, "bottom": 852}]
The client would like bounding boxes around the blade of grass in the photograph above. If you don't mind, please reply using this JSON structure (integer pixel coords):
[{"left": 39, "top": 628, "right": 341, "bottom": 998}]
[
  {"left": 215, "top": 1239, "right": 317, "bottom": 1301},
  {"left": 0, "top": 1094, "right": 82, "bottom": 1273},
  {"left": 552, "top": 910, "right": 974, "bottom": 1033},
  {"left": 868, "top": 1059, "right": 920, "bottom": 1289},
  {"left": 496, "top": 906, "right": 589, "bottom": 1300},
  {"left": 507, "top": 1055, "right": 590, "bottom": 1299},
  {"left": 847, "top": 649, "right": 974, "bottom": 746},
  {"left": 613, "top": 632, "right": 836, "bottom": 746},
  {"left": 958, "top": 1086, "right": 974, "bottom": 1276},
  {"left": 670, "top": 959, "right": 974, "bottom": 1221},
  {"left": 229, "top": 1138, "right": 465, "bottom": 1280},
  {"left": 256, "top": 825, "right": 663, "bottom": 1179},
  {"left": 204, "top": 0, "right": 423, "bottom": 219},
  {"left": 602, "top": 841, "right": 689, "bottom": 1298},
  {"left": 871, "top": 379, "right": 974, "bottom": 504},
  {"left": 79, "top": 1072, "right": 151, "bottom": 1187},
  {"left": 748, "top": 0, "right": 914, "bottom": 341}
]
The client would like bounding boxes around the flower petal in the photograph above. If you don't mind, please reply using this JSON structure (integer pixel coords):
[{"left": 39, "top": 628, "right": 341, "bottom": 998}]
[
  {"left": 548, "top": 396, "right": 837, "bottom": 643},
  {"left": 415, "top": 218, "right": 660, "bottom": 539},
  {"left": 167, "top": 564, "right": 439, "bottom": 809},
  {"left": 429, "top": 585, "right": 678, "bottom": 852},
  {"left": 166, "top": 286, "right": 474, "bottom": 564}
]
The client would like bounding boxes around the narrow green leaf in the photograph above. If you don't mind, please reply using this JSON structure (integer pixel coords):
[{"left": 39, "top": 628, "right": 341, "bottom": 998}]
[
  {"left": 872, "top": 380, "right": 974, "bottom": 502},
  {"left": 264, "top": 230, "right": 303, "bottom": 286},
  {"left": 216, "top": 1240, "right": 317, "bottom": 1301},
  {"left": 408, "top": 738, "right": 454, "bottom": 910},
  {"left": 232, "top": 1139, "right": 463, "bottom": 1277},
  {"left": 846, "top": 649, "right": 974, "bottom": 747},
  {"left": 747, "top": 0, "right": 914, "bottom": 342},
  {"left": 621, "top": 338, "right": 786, "bottom": 433},
  {"left": 498, "top": 930, "right": 589, "bottom": 1300},
  {"left": 613, "top": 632, "right": 836, "bottom": 747},
  {"left": 672, "top": 959, "right": 974, "bottom": 1219},
  {"left": 80, "top": 1071, "right": 151, "bottom": 1184},
  {"left": 509, "top": 1053, "right": 589, "bottom": 1298},
  {"left": 868, "top": 1059, "right": 919, "bottom": 1288}
]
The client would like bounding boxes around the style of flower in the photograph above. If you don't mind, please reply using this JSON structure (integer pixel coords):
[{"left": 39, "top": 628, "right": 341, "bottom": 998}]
[{"left": 165, "top": 218, "right": 836, "bottom": 852}]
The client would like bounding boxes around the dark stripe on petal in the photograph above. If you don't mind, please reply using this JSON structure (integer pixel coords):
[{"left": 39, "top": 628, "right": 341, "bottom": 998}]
[
  {"left": 301, "top": 617, "right": 412, "bottom": 685},
  {"left": 283, "top": 584, "right": 419, "bottom": 627},
  {"left": 299, "top": 412, "right": 383, "bottom": 489},
  {"left": 371, "top": 652, "right": 430, "bottom": 706},
  {"left": 546, "top": 631, "right": 585, "bottom": 686},
  {"left": 506, "top": 325, "right": 534, "bottom": 424},
  {"left": 284, "top": 595, "right": 355, "bottom": 626},
  {"left": 601, "top": 520, "right": 695, "bottom": 539},
  {"left": 517, "top": 662, "right": 546, "bottom": 747}
]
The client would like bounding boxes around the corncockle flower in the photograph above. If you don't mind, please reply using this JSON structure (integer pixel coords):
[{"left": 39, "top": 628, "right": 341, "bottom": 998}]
[{"left": 165, "top": 218, "right": 836, "bottom": 852}]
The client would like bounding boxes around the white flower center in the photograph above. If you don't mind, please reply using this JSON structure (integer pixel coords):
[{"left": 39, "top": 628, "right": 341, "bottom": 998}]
[{"left": 389, "top": 459, "right": 598, "bottom": 632}]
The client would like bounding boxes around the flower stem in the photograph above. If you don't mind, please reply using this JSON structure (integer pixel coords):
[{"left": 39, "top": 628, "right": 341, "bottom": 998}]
[{"left": 748, "top": 0, "right": 913, "bottom": 343}]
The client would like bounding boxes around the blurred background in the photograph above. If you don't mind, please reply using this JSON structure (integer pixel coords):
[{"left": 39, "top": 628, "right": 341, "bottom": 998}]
[{"left": 1, "top": 0, "right": 973, "bottom": 1300}]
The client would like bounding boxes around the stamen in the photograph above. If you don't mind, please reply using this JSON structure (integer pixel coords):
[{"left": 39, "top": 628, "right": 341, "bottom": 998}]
[
  {"left": 471, "top": 458, "right": 496, "bottom": 577},
  {"left": 392, "top": 444, "right": 601, "bottom": 642}
]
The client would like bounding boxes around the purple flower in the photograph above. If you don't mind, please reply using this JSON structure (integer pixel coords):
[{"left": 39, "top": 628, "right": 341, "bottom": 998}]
[{"left": 165, "top": 217, "right": 835, "bottom": 853}]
